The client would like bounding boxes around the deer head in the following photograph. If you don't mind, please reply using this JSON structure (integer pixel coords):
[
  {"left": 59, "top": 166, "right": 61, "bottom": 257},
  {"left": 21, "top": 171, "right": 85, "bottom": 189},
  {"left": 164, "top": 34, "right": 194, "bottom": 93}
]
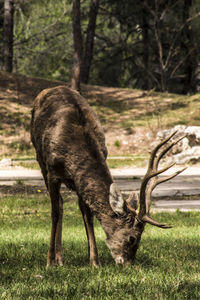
[{"left": 106, "top": 131, "right": 186, "bottom": 264}]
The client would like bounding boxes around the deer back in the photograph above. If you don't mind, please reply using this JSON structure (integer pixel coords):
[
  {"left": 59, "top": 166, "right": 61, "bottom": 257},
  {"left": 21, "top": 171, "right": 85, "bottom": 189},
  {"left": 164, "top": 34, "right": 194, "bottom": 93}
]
[{"left": 31, "top": 86, "right": 112, "bottom": 196}]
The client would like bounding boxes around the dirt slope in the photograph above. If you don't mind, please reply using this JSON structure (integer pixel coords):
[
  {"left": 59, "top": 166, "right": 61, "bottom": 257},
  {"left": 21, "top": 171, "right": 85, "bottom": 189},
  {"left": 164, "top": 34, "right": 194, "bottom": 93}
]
[{"left": 0, "top": 71, "right": 199, "bottom": 159}]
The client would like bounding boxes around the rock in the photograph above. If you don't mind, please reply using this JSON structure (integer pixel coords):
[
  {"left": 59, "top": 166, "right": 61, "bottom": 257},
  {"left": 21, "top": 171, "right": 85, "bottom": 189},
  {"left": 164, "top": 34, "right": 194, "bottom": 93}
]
[
  {"left": 0, "top": 158, "right": 12, "bottom": 167},
  {"left": 157, "top": 125, "right": 200, "bottom": 164},
  {"left": 172, "top": 146, "right": 200, "bottom": 164}
]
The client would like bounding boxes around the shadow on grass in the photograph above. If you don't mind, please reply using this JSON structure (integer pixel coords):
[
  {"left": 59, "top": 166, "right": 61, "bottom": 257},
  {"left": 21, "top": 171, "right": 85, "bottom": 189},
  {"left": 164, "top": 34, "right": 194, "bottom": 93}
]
[
  {"left": 177, "top": 281, "right": 200, "bottom": 296},
  {"left": 0, "top": 239, "right": 113, "bottom": 272},
  {"left": 1, "top": 233, "right": 199, "bottom": 271},
  {"left": 1, "top": 235, "right": 200, "bottom": 300}
]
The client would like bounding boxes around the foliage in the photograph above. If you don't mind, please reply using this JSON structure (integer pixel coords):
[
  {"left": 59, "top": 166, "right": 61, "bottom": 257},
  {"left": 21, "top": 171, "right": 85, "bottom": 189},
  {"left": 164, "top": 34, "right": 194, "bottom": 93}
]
[
  {"left": 0, "top": 193, "right": 200, "bottom": 299},
  {"left": 91, "top": 0, "right": 200, "bottom": 93},
  {"left": 14, "top": 0, "right": 73, "bottom": 81},
  {"left": 1, "top": 0, "right": 199, "bottom": 93},
  {"left": 0, "top": 1, "right": 4, "bottom": 64}
]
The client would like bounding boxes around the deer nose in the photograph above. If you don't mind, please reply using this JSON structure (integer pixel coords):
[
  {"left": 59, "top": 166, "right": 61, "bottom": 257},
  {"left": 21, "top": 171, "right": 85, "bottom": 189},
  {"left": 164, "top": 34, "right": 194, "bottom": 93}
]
[{"left": 115, "top": 256, "right": 125, "bottom": 264}]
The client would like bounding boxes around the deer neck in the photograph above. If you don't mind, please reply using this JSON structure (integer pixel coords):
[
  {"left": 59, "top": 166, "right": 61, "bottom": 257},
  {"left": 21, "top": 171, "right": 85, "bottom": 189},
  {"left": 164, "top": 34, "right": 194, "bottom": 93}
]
[{"left": 73, "top": 164, "right": 116, "bottom": 226}]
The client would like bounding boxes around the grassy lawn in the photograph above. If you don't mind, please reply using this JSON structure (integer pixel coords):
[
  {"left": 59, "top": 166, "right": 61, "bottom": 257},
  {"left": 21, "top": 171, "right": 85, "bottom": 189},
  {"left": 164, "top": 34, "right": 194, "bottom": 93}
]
[
  {"left": 0, "top": 193, "right": 200, "bottom": 299},
  {"left": 12, "top": 156, "right": 148, "bottom": 169},
  {"left": 107, "top": 156, "right": 148, "bottom": 169}
]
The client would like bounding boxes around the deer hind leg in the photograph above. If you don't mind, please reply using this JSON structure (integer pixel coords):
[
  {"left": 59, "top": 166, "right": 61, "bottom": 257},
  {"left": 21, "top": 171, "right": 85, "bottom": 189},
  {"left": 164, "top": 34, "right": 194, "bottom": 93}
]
[
  {"left": 78, "top": 197, "right": 99, "bottom": 267},
  {"left": 46, "top": 176, "right": 63, "bottom": 267}
]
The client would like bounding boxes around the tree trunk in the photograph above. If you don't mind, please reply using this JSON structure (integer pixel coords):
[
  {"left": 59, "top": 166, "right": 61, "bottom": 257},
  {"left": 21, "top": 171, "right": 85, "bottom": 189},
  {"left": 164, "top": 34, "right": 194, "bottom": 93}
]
[
  {"left": 81, "top": 0, "right": 99, "bottom": 84},
  {"left": 2, "top": 0, "right": 14, "bottom": 73},
  {"left": 142, "top": 4, "right": 150, "bottom": 90},
  {"left": 182, "top": 0, "right": 197, "bottom": 94},
  {"left": 71, "top": 0, "right": 83, "bottom": 92}
]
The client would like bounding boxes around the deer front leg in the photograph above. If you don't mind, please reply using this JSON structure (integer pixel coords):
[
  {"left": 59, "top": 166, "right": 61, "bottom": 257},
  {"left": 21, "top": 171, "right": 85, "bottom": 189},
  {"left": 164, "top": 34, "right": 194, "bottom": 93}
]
[
  {"left": 46, "top": 177, "right": 63, "bottom": 267},
  {"left": 78, "top": 198, "right": 99, "bottom": 267},
  {"left": 55, "top": 194, "right": 63, "bottom": 266}
]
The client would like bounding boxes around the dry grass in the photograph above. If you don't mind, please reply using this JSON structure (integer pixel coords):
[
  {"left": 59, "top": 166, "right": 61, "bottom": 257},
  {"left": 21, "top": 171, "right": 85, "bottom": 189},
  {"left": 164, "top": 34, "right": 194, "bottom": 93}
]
[{"left": 0, "top": 71, "right": 200, "bottom": 158}]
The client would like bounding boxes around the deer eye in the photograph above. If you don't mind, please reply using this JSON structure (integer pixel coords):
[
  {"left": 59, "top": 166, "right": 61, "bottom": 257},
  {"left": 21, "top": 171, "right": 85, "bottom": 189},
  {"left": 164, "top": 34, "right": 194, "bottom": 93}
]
[{"left": 129, "top": 236, "right": 135, "bottom": 245}]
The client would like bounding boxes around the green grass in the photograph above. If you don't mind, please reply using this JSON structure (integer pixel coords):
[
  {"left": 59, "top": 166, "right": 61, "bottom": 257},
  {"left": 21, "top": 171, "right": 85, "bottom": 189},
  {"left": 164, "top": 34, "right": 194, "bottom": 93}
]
[
  {"left": 107, "top": 156, "right": 147, "bottom": 168},
  {"left": 12, "top": 156, "right": 148, "bottom": 170},
  {"left": 13, "top": 160, "right": 40, "bottom": 170},
  {"left": 1, "top": 193, "right": 200, "bottom": 299}
]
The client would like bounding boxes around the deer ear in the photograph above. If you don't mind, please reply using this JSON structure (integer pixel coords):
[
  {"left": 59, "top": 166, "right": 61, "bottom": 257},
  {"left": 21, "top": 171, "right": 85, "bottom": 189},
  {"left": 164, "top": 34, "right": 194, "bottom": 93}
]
[
  {"left": 126, "top": 192, "right": 139, "bottom": 210},
  {"left": 109, "top": 183, "right": 125, "bottom": 215}
]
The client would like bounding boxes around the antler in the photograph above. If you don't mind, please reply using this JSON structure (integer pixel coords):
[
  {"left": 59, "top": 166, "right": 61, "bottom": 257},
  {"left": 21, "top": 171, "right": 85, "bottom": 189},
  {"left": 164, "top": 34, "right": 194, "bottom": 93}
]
[{"left": 138, "top": 131, "right": 187, "bottom": 228}]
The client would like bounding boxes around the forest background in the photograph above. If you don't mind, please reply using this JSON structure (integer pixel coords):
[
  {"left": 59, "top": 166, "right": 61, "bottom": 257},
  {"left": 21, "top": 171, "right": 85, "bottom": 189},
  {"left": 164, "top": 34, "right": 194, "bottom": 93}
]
[
  {"left": 0, "top": 0, "right": 200, "bottom": 161},
  {"left": 0, "top": 0, "right": 200, "bottom": 95}
]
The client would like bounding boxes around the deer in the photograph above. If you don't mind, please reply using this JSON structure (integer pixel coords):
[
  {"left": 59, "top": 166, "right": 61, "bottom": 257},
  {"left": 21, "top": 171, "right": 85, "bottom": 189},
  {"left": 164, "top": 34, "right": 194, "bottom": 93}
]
[{"left": 30, "top": 85, "right": 186, "bottom": 267}]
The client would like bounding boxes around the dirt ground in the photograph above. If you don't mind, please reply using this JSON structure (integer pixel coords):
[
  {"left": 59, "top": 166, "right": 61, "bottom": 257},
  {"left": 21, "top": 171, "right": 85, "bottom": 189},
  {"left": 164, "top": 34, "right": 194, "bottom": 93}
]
[
  {"left": 1, "top": 71, "right": 198, "bottom": 158},
  {"left": 0, "top": 71, "right": 165, "bottom": 158},
  {"left": 0, "top": 184, "right": 45, "bottom": 195},
  {"left": 0, "top": 183, "right": 73, "bottom": 196}
]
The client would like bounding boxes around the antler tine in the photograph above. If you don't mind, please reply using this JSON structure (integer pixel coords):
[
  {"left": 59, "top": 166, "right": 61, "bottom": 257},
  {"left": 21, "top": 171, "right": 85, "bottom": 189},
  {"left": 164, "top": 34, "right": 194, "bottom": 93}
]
[
  {"left": 141, "top": 162, "right": 176, "bottom": 215},
  {"left": 150, "top": 162, "right": 176, "bottom": 178},
  {"left": 139, "top": 160, "right": 175, "bottom": 218},
  {"left": 142, "top": 167, "right": 187, "bottom": 215},
  {"left": 156, "top": 166, "right": 187, "bottom": 186},
  {"left": 141, "top": 131, "right": 185, "bottom": 202},
  {"left": 142, "top": 215, "right": 172, "bottom": 229},
  {"left": 139, "top": 133, "right": 177, "bottom": 216},
  {"left": 156, "top": 134, "right": 187, "bottom": 166},
  {"left": 148, "top": 130, "right": 178, "bottom": 170},
  {"left": 150, "top": 134, "right": 187, "bottom": 193},
  {"left": 138, "top": 131, "right": 186, "bottom": 229}
]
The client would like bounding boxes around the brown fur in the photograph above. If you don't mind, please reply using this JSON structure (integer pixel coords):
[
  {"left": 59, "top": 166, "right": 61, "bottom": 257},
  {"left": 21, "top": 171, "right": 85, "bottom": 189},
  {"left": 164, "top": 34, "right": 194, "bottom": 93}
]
[{"left": 31, "top": 86, "right": 140, "bottom": 266}]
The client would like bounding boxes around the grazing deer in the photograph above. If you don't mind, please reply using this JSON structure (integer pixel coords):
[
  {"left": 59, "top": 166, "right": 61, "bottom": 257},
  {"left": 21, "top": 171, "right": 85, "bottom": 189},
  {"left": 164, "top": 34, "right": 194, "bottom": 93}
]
[{"left": 31, "top": 86, "right": 185, "bottom": 266}]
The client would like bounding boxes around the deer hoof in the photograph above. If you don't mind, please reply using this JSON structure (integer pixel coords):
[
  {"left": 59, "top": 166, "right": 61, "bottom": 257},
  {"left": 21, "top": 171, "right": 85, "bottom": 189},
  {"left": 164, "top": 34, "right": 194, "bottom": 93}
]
[
  {"left": 91, "top": 260, "right": 100, "bottom": 267},
  {"left": 56, "top": 254, "right": 64, "bottom": 266},
  {"left": 46, "top": 258, "right": 56, "bottom": 268}
]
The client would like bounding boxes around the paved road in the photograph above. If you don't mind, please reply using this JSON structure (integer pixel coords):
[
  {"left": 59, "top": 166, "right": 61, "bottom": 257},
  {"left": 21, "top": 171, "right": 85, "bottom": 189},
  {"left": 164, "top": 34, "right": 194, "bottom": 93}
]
[
  {"left": 113, "top": 167, "right": 200, "bottom": 211},
  {"left": 0, "top": 166, "right": 200, "bottom": 211},
  {"left": 115, "top": 175, "right": 200, "bottom": 197}
]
